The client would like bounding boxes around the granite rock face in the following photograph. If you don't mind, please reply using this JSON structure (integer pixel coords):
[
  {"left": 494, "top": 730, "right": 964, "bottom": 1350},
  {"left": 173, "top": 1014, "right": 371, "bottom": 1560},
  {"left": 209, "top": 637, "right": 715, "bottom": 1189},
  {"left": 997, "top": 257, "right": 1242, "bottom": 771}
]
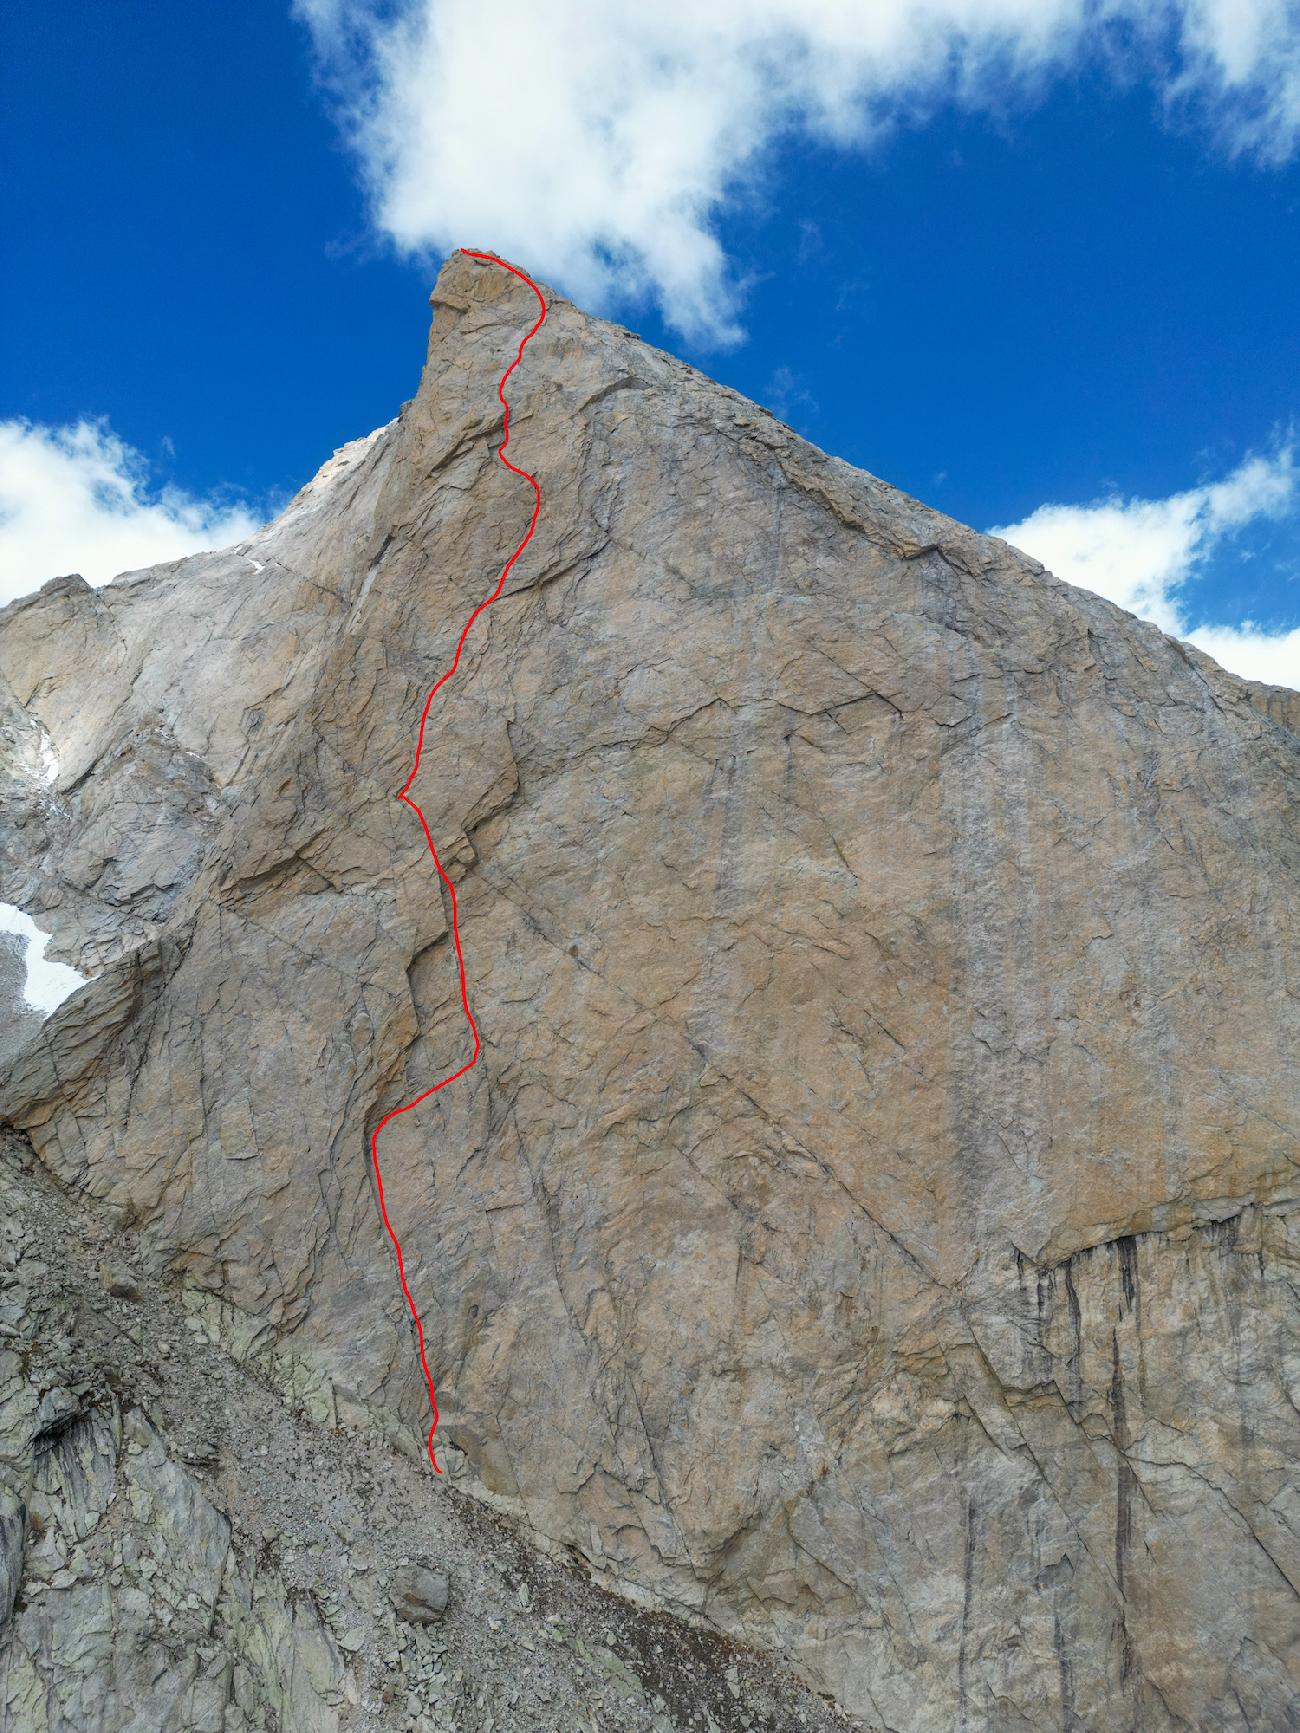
[
  {"left": 0, "top": 250, "right": 1297, "bottom": 1729},
  {"left": 0, "top": 1131, "right": 845, "bottom": 1733}
]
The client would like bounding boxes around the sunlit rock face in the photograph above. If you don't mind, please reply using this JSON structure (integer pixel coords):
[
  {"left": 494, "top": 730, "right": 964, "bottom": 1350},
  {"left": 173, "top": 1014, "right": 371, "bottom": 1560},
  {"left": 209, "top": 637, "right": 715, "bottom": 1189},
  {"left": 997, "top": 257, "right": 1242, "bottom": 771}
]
[{"left": 1, "top": 250, "right": 1296, "bottom": 1730}]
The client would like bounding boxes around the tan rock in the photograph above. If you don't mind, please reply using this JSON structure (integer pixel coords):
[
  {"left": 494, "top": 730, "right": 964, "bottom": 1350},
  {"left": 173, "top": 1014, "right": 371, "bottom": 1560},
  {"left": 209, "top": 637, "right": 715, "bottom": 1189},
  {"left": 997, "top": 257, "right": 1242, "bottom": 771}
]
[{"left": 0, "top": 249, "right": 1296, "bottom": 1728}]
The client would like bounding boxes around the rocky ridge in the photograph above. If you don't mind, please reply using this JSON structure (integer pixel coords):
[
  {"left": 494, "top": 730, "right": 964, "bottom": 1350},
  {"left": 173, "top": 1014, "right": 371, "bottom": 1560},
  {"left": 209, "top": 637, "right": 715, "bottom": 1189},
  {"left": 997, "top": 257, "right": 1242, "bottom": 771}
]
[{"left": 0, "top": 249, "right": 1297, "bottom": 1729}]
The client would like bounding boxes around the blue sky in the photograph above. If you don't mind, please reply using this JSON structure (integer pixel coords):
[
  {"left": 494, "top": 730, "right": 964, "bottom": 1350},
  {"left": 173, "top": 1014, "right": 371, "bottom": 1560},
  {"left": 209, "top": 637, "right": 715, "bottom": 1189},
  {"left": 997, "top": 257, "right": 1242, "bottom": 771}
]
[{"left": 2, "top": 1, "right": 1298, "bottom": 683}]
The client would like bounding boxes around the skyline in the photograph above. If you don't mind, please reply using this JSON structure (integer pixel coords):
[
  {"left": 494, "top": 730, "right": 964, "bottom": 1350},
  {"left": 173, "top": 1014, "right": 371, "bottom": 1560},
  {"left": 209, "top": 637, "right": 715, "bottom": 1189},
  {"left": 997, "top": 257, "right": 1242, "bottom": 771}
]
[{"left": 2, "top": 1, "right": 1298, "bottom": 684}]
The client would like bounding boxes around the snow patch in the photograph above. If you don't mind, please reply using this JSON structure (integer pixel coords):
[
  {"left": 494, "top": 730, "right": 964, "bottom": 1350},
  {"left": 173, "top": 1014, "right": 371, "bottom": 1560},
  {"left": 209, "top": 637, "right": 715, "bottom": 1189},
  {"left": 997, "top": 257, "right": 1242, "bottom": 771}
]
[
  {"left": 35, "top": 721, "right": 59, "bottom": 785},
  {"left": 0, "top": 902, "right": 87, "bottom": 1015}
]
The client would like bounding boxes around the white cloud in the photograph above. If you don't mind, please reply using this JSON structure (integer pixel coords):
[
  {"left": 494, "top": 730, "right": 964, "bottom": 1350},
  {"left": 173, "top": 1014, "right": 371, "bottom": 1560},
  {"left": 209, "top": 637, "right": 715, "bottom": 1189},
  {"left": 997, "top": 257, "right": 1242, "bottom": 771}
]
[
  {"left": 1183, "top": 618, "right": 1300, "bottom": 683},
  {"left": 991, "top": 446, "right": 1300, "bottom": 689},
  {"left": 0, "top": 419, "right": 261, "bottom": 607},
  {"left": 296, "top": 0, "right": 1300, "bottom": 342},
  {"left": 1171, "top": 0, "right": 1300, "bottom": 162}
]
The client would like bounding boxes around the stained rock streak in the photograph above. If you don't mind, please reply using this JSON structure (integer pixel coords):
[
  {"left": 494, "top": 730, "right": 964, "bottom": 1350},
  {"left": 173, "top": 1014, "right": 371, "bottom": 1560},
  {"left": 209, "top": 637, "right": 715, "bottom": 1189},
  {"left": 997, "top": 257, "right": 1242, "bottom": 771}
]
[{"left": 369, "top": 251, "right": 547, "bottom": 1474}]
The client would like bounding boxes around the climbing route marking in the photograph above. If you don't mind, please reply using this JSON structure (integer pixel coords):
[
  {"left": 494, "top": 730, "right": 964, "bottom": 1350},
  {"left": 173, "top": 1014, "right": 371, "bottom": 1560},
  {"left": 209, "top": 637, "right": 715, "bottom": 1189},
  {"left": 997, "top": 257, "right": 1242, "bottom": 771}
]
[{"left": 370, "top": 251, "right": 546, "bottom": 1473}]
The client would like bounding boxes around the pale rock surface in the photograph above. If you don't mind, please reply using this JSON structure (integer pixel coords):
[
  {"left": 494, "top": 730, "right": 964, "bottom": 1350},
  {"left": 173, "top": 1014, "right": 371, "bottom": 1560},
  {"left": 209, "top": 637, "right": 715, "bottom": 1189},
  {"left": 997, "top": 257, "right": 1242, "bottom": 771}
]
[
  {"left": 0, "top": 1130, "right": 852, "bottom": 1733},
  {"left": 0, "top": 249, "right": 1296, "bottom": 1728}
]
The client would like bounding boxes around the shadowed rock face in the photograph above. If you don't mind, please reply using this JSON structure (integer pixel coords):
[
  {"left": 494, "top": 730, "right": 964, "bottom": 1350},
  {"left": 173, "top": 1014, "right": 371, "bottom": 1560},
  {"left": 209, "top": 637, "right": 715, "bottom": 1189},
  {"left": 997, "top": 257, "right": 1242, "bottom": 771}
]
[
  {"left": 1, "top": 249, "right": 1297, "bottom": 1729},
  {"left": 0, "top": 934, "right": 41, "bottom": 1067}
]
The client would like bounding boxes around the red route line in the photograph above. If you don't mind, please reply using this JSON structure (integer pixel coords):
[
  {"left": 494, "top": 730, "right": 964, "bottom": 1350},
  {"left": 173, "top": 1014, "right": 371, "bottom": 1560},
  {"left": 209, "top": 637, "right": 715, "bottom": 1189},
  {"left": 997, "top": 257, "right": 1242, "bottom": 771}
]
[{"left": 369, "top": 251, "right": 547, "bottom": 1474}]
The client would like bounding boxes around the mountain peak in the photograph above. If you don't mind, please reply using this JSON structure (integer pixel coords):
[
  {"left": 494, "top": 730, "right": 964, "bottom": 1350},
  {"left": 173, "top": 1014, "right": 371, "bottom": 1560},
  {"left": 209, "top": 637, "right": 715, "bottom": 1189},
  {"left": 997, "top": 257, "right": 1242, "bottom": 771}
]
[{"left": 1, "top": 259, "right": 1296, "bottom": 1729}]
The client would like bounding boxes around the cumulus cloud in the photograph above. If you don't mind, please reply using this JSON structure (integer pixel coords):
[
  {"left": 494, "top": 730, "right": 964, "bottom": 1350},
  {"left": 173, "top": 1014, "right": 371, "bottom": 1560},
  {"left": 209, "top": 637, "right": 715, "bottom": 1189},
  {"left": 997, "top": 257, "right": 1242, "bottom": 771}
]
[
  {"left": 0, "top": 419, "right": 261, "bottom": 607},
  {"left": 296, "top": 0, "right": 1300, "bottom": 342},
  {"left": 1171, "top": 0, "right": 1300, "bottom": 162},
  {"left": 1184, "top": 618, "right": 1300, "bottom": 683},
  {"left": 991, "top": 445, "right": 1300, "bottom": 688}
]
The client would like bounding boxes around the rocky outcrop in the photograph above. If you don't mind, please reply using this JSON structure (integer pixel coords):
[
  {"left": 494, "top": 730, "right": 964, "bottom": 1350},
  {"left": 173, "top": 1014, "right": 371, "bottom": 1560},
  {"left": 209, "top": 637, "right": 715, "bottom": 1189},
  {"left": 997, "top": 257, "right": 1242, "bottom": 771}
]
[
  {"left": 0, "top": 1131, "right": 853, "bottom": 1733},
  {"left": 1, "top": 249, "right": 1296, "bottom": 1729},
  {"left": 0, "top": 936, "right": 40, "bottom": 1069}
]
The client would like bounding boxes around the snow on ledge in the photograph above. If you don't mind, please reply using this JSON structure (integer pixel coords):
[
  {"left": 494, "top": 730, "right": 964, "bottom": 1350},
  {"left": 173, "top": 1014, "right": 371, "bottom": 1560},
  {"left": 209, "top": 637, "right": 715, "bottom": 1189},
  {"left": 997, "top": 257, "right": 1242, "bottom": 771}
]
[
  {"left": 35, "top": 720, "right": 59, "bottom": 785},
  {"left": 0, "top": 902, "right": 87, "bottom": 1016}
]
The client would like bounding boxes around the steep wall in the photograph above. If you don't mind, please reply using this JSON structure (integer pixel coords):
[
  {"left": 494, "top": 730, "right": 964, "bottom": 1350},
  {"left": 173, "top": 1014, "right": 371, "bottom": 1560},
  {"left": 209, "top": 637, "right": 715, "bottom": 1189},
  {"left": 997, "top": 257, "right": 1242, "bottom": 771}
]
[{"left": 1, "top": 250, "right": 1296, "bottom": 1728}]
